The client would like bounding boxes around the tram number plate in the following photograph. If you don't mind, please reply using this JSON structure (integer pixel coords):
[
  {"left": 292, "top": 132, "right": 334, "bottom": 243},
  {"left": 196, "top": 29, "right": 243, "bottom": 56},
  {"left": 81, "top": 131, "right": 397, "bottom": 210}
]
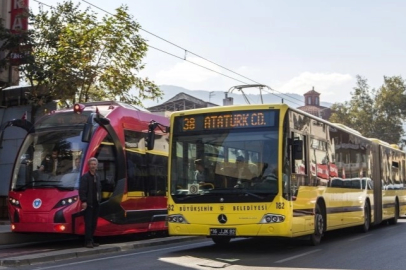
[{"left": 210, "top": 228, "right": 236, "bottom": 236}]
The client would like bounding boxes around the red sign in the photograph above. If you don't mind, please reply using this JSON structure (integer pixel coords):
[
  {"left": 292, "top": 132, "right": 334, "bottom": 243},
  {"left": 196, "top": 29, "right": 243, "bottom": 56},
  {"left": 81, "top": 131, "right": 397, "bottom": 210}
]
[
  {"left": 10, "top": 0, "right": 29, "bottom": 33},
  {"left": 9, "top": 0, "right": 30, "bottom": 66}
]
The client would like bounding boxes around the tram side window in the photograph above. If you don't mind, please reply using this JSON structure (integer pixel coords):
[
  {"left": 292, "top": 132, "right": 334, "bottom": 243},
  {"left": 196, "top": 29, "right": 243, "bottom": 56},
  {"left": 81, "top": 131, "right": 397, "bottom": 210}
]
[
  {"left": 125, "top": 130, "right": 147, "bottom": 192},
  {"left": 147, "top": 154, "right": 167, "bottom": 196},
  {"left": 95, "top": 142, "right": 117, "bottom": 194},
  {"left": 126, "top": 151, "right": 146, "bottom": 192},
  {"left": 124, "top": 130, "right": 145, "bottom": 150}
]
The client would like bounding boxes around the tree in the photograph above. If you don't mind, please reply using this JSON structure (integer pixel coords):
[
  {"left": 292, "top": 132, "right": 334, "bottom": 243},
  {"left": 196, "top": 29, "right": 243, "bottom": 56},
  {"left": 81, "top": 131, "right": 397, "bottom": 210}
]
[
  {"left": 0, "top": 0, "right": 162, "bottom": 106},
  {"left": 329, "top": 75, "right": 406, "bottom": 146}
]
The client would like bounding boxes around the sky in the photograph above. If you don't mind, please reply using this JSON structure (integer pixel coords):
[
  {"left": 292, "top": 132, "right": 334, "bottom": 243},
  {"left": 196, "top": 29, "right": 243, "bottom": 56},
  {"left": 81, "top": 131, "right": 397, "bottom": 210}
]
[{"left": 30, "top": 0, "right": 406, "bottom": 104}]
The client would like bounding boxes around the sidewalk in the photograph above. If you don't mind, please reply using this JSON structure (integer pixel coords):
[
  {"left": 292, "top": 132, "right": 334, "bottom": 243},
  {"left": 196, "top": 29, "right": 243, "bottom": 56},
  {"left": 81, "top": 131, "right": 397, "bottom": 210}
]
[
  {"left": 0, "top": 220, "right": 9, "bottom": 226},
  {"left": 0, "top": 224, "right": 10, "bottom": 233},
  {"left": 0, "top": 224, "right": 76, "bottom": 245},
  {"left": 0, "top": 235, "right": 201, "bottom": 267}
]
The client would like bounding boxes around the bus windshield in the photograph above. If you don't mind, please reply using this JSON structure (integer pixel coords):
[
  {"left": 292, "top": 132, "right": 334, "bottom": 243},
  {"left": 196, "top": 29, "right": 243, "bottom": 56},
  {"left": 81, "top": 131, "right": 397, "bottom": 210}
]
[
  {"left": 170, "top": 128, "right": 279, "bottom": 203},
  {"left": 11, "top": 128, "right": 88, "bottom": 191}
]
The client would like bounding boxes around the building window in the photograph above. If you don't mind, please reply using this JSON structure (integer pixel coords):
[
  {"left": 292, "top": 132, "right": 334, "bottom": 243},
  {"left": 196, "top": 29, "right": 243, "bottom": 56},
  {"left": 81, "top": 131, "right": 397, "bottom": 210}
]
[
  {"left": 307, "top": 96, "right": 312, "bottom": 105},
  {"left": 315, "top": 97, "right": 319, "bottom": 106}
]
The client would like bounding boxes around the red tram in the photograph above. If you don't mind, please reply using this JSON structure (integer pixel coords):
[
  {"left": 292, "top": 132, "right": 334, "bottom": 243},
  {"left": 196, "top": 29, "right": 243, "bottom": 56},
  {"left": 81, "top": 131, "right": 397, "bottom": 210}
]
[{"left": 1, "top": 101, "right": 169, "bottom": 236}]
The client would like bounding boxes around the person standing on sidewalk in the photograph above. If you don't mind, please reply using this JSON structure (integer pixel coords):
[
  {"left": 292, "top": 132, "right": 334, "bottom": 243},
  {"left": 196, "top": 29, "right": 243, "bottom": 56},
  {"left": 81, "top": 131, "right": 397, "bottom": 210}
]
[{"left": 79, "top": 157, "right": 101, "bottom": 248}]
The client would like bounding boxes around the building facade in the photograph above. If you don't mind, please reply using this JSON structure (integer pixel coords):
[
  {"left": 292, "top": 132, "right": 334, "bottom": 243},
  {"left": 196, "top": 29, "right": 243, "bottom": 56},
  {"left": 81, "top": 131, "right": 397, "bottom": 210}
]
[
  {"left": 147, "top": 92, "right": 220, "bottom": 116},
  {"left": 296, "top": 87, "right": 331, "bottom": 120},
  {"left": 0, "top": 0, "right": 29, "bottom": 88}
]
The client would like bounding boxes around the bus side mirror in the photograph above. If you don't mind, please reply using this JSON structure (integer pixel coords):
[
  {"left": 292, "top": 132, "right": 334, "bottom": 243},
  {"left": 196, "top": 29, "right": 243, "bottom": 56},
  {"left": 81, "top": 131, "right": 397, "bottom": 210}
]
[
  {"left": 82, "top": 123, "right": 92, "bottom": 143},
  {"left": 292, "top": 140, "right": 303, "bottom": 160},
  {"left": 146, "top": 130, "right": 155, "bottom": 150}
]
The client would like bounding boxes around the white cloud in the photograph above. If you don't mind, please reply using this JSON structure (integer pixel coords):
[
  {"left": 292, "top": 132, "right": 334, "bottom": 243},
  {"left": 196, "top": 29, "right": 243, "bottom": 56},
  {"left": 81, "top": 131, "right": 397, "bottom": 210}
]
[{"left": 275, "top": 72, "right": 355, "bottom": 103}]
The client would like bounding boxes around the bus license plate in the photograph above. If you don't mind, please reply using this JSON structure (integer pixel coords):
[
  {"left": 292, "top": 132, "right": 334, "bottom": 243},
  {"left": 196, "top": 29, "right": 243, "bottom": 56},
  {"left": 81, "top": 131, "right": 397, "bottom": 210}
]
[{"left": 210, "top": 228, "right": 236, "bottom": 236}]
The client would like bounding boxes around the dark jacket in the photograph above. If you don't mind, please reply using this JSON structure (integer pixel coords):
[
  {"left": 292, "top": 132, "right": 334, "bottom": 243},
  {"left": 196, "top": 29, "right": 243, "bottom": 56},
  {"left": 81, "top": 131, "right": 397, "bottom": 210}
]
[{"left": 79, "top": 172, "right": 102, "bottom": 206}]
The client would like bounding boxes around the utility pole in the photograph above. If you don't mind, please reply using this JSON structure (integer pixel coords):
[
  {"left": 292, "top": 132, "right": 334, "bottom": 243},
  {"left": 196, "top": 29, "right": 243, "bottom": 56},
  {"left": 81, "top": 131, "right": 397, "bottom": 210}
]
[{"left": 209, "top": 91, "right": 215, "bottom": 102}]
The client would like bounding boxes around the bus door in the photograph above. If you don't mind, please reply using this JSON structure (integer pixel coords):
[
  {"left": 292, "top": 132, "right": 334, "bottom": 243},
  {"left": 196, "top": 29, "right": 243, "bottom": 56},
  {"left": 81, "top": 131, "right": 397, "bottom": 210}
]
[
  {"left": 289, "top": 131, "right": 310, "bottom": 234},
  {"left": 371, "top": 144, "right": 383, "bottom": 223}
]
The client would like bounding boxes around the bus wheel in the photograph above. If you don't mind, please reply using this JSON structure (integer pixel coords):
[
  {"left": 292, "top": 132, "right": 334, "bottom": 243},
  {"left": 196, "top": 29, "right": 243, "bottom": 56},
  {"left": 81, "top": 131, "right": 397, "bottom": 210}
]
[
  {"left": 211, "top": 236, "right": 231, "bottom": 245},
  {"left": 360, "top": 202, "right": 371, "bottom": 233},
  {"left": 388, "top": 201, "right": 399, "bottom": 225},
  {"left": 309, "top": 204, "right": 324, "bottom": 246}
]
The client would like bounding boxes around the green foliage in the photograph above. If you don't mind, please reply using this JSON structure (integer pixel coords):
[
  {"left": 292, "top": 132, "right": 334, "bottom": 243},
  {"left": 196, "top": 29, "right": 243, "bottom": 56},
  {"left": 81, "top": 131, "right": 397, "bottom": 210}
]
[
  {"left": 0, "top": 0, "right": 162, "bottom": 106},
  {"left": 329, "top": 75, "right": 406, "bottom": 146}
]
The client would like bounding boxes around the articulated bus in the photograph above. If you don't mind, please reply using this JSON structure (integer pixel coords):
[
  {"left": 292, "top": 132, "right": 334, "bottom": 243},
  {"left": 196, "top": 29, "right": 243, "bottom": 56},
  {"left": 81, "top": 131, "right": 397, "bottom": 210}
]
[
  {"left": 164, "top": 103, "right": 406, "bottom": 245},
  {"left": 1, "top": 101, "right": 169, "bottom": 236}
]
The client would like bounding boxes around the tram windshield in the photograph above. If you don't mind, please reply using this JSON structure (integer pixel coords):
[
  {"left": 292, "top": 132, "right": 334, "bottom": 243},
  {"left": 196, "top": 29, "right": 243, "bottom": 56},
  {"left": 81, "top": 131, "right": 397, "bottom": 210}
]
[{"left": 11, "top": 128, "right": 88, "bottom": 191}]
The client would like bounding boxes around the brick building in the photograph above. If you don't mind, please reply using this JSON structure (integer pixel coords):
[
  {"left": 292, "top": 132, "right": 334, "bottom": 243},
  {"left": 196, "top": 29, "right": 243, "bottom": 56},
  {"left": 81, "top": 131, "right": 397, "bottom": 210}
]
[{"left": 296, "top": 87, "right": 331, "bottom": 120}]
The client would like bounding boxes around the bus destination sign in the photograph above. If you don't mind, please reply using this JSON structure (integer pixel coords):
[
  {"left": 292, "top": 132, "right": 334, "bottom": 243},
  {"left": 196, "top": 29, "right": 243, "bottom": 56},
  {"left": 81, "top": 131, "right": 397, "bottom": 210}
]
[{"left": 176, "top": 110, "right": 277, "bottom": 132}]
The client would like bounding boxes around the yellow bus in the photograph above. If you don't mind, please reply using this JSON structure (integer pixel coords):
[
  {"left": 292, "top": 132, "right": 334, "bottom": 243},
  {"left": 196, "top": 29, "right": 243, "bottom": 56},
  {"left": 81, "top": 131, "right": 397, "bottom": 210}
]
[{"left": 163, "top": 104, "right": 406, "bottom": 245}]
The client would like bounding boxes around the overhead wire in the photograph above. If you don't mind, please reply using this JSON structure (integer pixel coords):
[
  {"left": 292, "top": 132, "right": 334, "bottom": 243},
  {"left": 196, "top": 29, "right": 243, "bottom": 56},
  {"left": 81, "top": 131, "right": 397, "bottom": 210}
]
[
  {"left": 148, "top": 45, "right": 250, "bottom": 86},
  {"left": 80, "top": 0, "right": 305, "bottom": 106},
  {"left": 32, "top": 0, "right": 305, "bottom": 107}
]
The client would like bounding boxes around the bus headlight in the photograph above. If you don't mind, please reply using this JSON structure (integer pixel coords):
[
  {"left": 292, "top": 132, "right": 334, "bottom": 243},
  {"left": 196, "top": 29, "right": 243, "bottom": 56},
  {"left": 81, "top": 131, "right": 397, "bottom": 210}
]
[
  {"left": 260, "top": 214, "right": 285, "bottom": 223},
  {"left": 53, "top": 196, "right": 78, "bottom": 209},
  {"left": 167, "top": 214, "right": 189, "bottom": 224},
  {"left": 9, "top": 197, "right": 21, "bottom": 208}
]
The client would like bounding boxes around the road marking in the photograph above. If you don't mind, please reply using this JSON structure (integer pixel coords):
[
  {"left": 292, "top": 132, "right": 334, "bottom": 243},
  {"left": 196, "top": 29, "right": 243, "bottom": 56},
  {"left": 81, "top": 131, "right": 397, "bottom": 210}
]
[
  {"left": 31, "top": 241, "right": 212, "bottom": 269},
  {"left": 348, "top": 234, "right": 372, "bottom": 242},
  {"left": 216, "top": 258, "right": 240, "bottom": 262},
  {"left": 275, "top": 249, "right": 321, "bottom": 263},
  {"left": 160, "top": 256, "right": 231, "bottom": 269}
]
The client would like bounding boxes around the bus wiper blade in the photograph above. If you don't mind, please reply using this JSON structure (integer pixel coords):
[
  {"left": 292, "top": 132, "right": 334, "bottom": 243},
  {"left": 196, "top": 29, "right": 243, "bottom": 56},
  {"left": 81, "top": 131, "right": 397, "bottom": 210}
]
[
  {"left": 207, "top": 188, "right": 235, "bottom": 195},
  {"left": 239, "top": 189, "right": 265, "bottom": 199},
  {"left": 175, "top": 193, "right": 208, "bottom": 201}
]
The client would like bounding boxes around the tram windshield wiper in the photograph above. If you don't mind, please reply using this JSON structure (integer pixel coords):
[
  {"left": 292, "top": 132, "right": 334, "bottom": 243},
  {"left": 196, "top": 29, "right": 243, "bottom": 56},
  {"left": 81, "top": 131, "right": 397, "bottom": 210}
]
[
  {"left": 13, "top": 181, "right": 35, "bottom": 191},
  {"left": 55, "top": 186, "right": 75, "bottom": 191},
  {"left": 13, "top": 180, "right": 69, "bottom": 191}
]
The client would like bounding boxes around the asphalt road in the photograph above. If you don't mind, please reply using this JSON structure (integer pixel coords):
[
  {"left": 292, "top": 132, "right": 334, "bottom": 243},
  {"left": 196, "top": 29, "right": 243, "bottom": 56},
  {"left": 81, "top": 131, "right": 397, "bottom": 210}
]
[{"left": 2, "top": 219, "right": 406, "bottom": 270}]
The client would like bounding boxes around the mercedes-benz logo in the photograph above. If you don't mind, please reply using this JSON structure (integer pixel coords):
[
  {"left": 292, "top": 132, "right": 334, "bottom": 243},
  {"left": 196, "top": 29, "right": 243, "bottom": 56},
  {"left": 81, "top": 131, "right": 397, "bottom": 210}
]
[{"left": 218, "top": 214, "right": 227, "bottom": 224}]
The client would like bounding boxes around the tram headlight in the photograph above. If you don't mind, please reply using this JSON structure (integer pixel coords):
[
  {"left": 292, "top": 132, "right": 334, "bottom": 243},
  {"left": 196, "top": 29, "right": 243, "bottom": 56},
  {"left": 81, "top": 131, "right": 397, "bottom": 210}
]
[
  {"left": 260, "top": 214, "right": 285, "bottom": 224},
  {"left": 8, "top": 197, "right": 21, "bottom": 208},
  {"left": 167, "top": 214, "right": 189, "bottom": 224},
  {"left": 53, "top": 196, "right": 78, "bottom": 209}
]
